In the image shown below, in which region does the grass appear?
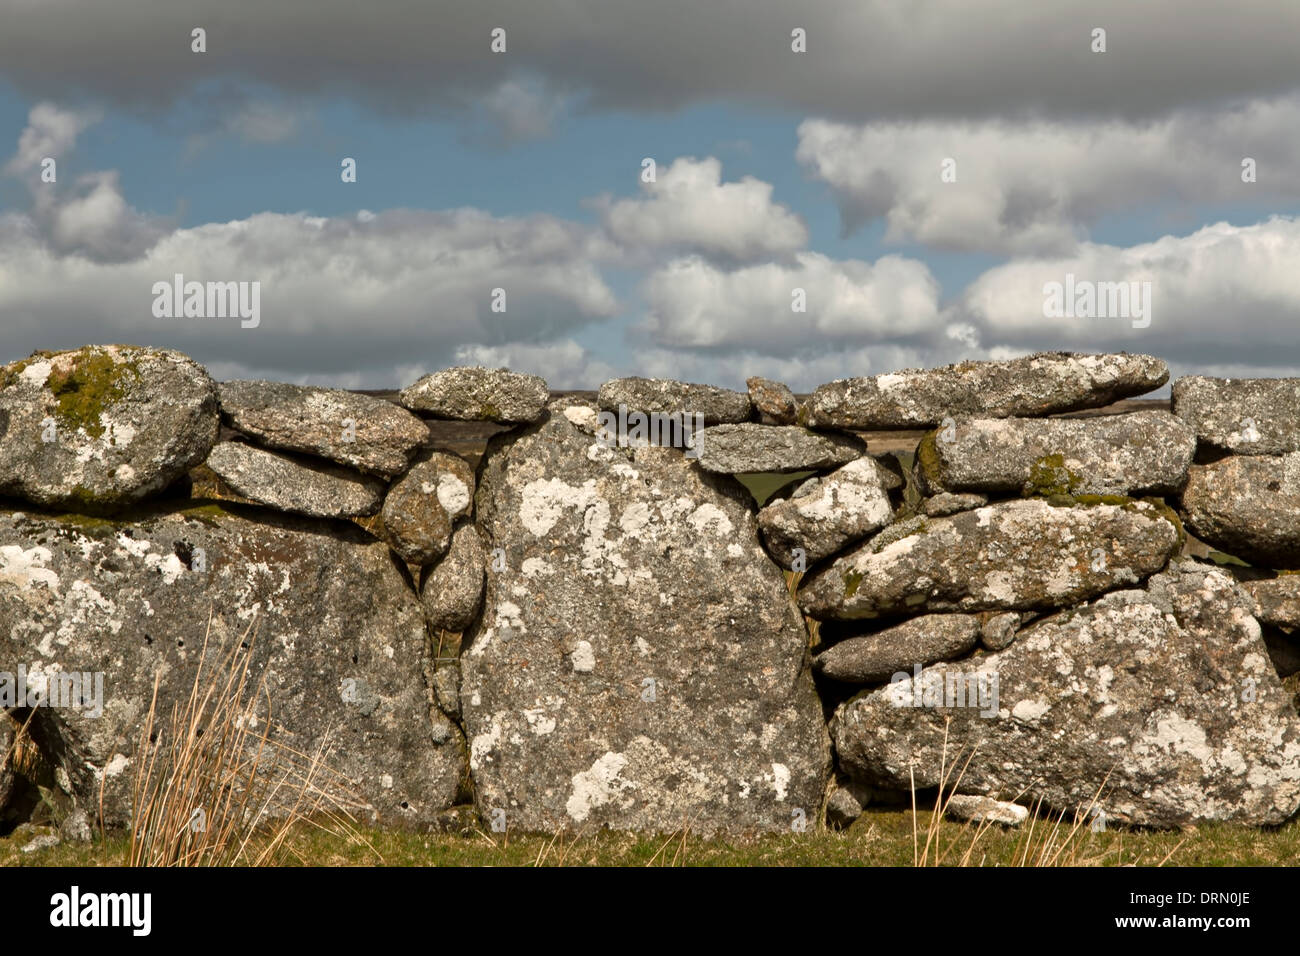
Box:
[5,810,1297,867]
[122,614,372,866]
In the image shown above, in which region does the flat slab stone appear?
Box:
[399,367,549,424]
[597,377,751,425]
[922,492,989,517]
[918,411,1195,497]
[1172,376,1300,456]
[814,613,979,684]
[0,345,218,512]
[218,380,428,478]
[805,352,1168,429]
[0,504,465,827]
[460,401,829,835]
[832,563,1300,827]
[799,498,1181,620]
[206,442,384,519]
[1180,454,1300,567]
[694,423,864,474]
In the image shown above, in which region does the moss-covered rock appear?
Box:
[0,345,218,512]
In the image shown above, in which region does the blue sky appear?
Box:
[2,1,1300,389]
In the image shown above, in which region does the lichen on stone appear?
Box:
[0,349,56,390]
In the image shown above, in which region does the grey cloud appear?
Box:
[2,2,1298,121]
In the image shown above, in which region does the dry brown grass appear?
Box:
[910,718,1150,867]
[123,612,375,866]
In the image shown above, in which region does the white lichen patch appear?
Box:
[566,751,636,822]
[687,503,733,536]
[771,762,790,801]
[0,544,61,593]
[571,640,596,672]
[437,474,471,516]
[1011,699,1051,723]
[523,707,557,735]
[520,477,600,537]
[520,557,553,578]
[470,716,504,771]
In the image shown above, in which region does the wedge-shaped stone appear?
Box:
[832,564,1300,827]
[0,345,218,512]
[218,380,428,477]
[806,352,1167,429]
[461,401,829,835]
[420,522,486,632]
[206,442,384,519]
[747,376,798,424]
[0,504,465,827]
[1172,376,1300,455]
[918,411,1194,497]
[799,498,1180,620]
[1181,454,1300,567]
[758,457,895,568]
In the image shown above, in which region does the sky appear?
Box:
[1,0,1299,390]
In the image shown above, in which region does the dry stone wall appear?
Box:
[2,344,1300,835]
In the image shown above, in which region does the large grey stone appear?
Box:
[597,377,751,425]
[0,346,218,512]
[1172,376,1300,456]
[806,352,1167,429]
[399,367,549,424]
[832,563,1300,827]
[695,424,864,474]
[218,380,428,478]
[758,458,896,569]
[1180,455,1300,568]
[206,441,385,519]
[799,498,1181,620]
[814,614,980,685]
[420,523,486,632]
[460,401,830,835]
[918,411,1195,497]
[0,503,465,827]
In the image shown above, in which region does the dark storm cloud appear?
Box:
[2,1,1298,121]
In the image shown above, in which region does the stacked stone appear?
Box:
[4,345,1300,840]
[773,352,1300,829]
[1173,378,1300,678]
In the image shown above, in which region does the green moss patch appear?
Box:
[843,568,864,598]
[1024,453,1083,498]
[44,347,142,439]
